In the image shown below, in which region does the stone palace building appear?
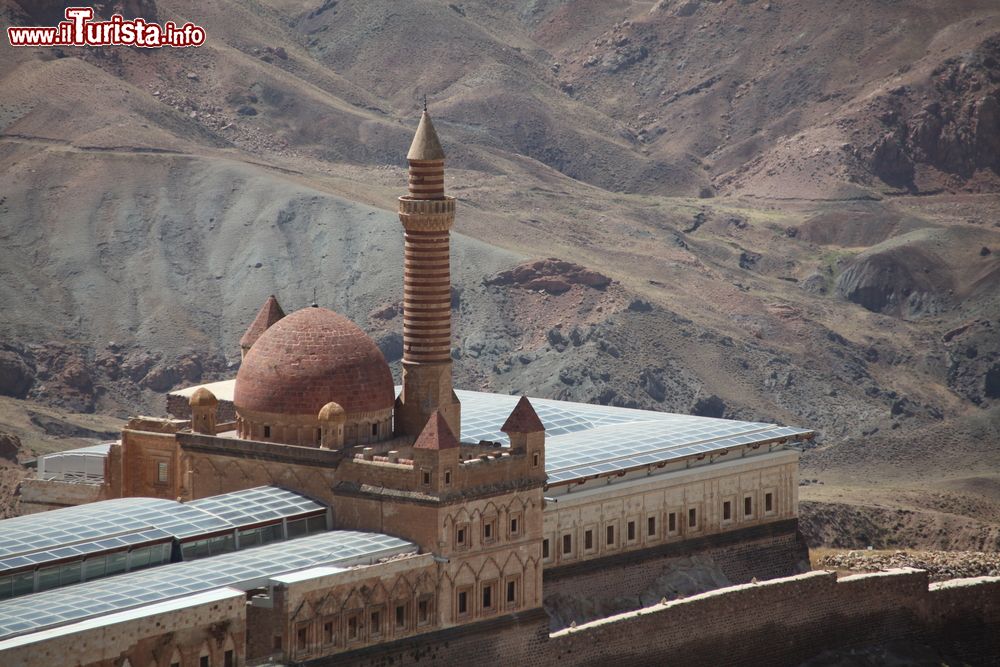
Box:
[0,111,815,667]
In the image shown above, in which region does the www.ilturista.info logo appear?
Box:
[7,7,206,48]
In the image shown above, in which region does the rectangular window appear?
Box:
[395,603,407,630]
[542,538,550,559]
[372,423,379,436]
[297,625,308,650]
[12,572,33,597]
[224,651,234,667]
[370,608,382,637]
[688,507,698,529]
[200,656,209,667]
[347,614,360,641]
[483,517,496,543]
[273,635,282,651]
[506,579,517,604]
[744,496,753,517]
[263,425,271,438]
[422,470,431,485]
[418,596,432,626]
[766,492,774,513]
[457,589,469,616]
[323,619,335,645]
[562,533,572,555]
[723,500,732,521]
[627,520,636,541]
[157,461,169,483]
[532,452,539,468]
[606,525,615,546]
[510,513,521,537]
[444,469,452,485]
[647,516,657,537]
[668,512,677,534]
[584,529,593,550]
[456,525,467,547]
[482,583,493,611]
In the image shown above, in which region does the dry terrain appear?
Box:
[0,0,998,550]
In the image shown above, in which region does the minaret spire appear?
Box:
[394,110,461,438]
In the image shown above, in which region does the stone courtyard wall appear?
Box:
[299,569,1000,667]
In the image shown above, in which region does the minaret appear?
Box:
[395,109,461,438]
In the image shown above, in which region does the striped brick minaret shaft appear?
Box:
[394,110,461,438]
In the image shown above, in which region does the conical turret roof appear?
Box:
[501,396,545,433]
[240,295,285,350]
[407,111,445,161]
[413,410,460,450]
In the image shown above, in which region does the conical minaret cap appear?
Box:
[407,111,445,161]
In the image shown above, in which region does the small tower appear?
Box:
[411,410,460,494]
[395,110,461,438]
[240,295,285,359]
[501,396,546,482]
[189,387,218,435]
[318,401,346,449]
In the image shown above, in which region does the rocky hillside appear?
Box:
[0,0,998,547]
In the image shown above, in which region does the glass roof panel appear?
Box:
[0,531,415,640]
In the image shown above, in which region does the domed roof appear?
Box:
[189,387,218,407]
[318,402,346,423]
[234,306,394,417]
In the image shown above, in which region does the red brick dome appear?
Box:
[234,306,394,417]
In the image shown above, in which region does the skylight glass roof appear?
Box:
[0,531,415,640]
[451,389,812,484]
[0,487,327,574]
[187,486,325,525]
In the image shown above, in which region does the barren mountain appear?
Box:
[0,0,998,548]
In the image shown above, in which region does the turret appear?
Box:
[317,401,346,449]
[189,387,218,435]
[501,396,546,482]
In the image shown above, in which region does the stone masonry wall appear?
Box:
[300,570,1000,667]
[543,518,808,616]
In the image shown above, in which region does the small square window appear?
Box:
[483,517,497,543]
